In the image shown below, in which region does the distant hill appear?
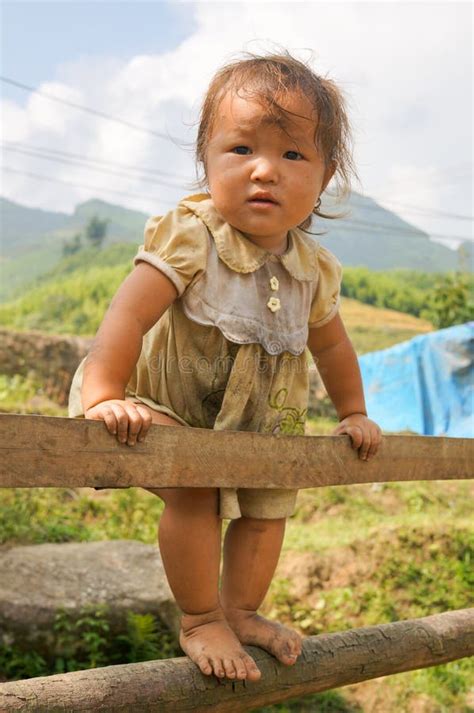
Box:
[0,196,148,258]
[0,197,69,253]
[66,199,149,243]
[318,192,465,272]
[0,192,469,301]
[0,197,148,300]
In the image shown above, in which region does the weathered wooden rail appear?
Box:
[0,414,472,488]
[0,412,472,712]
[0,610,472,712]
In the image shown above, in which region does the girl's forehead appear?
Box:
[212,89,317,136]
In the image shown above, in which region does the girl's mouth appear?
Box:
[248,199,278,209]
[248,194,279,206]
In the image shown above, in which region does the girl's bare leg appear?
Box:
[220,516,303,665]
[141,407,261,682]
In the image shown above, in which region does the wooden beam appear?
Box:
[0,609,472,712]
[0,414,472,489]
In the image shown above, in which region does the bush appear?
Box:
[341,267,473,327]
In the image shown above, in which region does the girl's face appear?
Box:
[205,90,335,252]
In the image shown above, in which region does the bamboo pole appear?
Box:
[0,609,472,712]
[0,414,472,489]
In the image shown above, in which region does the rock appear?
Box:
[0,540,180,656]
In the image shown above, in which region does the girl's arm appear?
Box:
[307,312,381,460]
[82,261,178,444]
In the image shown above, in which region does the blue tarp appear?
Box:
[358,322,473,438]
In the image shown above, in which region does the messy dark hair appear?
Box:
[196,51,358,229]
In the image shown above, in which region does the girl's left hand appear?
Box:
[331,413,382,461]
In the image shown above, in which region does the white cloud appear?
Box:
[1,100,29,143]
[1,1,472,245]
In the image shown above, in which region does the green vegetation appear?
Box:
[0,237,64,303]
[342,267,432,316]
[0,605,179,680]
[0,263,129,334]
[63,214,110,255]
[45,241,137,281]
[272,525,473,632]
[1,248,471,337]
[0,374,66,416]
[83,215,109,250]
[0,243,136,334]
[429,272,474,328]
[254,690,363,712]
[341,267,473,328]
[62,232,83,256]
[0,486,164,546]
[0,195,147,300]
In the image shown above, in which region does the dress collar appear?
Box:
[180,194,319,282]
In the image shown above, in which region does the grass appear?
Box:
[0,486,164,546]
[0,374,66,416]
[253,690,364,712]
[339,297,433,354]
[0,291,434,351]
[285,478,474,553]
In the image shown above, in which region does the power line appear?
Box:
[8,141,469,222]
[2,76,471,222]
[2,144,192,191]
[2,73,471,214]
[2,141,193,182]
[4,141,472,232]
[328,217,471,243]
[13,141,469,222]
[2,166,178,206]
[0,75,187,144]
[397,161,472,181]
[350,194,473,222]
[374,169,473,197]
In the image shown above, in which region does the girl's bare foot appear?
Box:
[223,607,303,666]
[179,607,262,681]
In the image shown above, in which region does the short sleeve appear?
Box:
[308,245,342,328]
[133,203,208,296]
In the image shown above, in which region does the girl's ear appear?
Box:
[320,160,337,193]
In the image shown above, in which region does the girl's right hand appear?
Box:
[84,400,152,446]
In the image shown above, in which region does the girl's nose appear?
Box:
[250,157,278,183]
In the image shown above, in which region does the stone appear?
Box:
[0,540,180,655]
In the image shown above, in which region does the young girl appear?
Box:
[69,52,381,683]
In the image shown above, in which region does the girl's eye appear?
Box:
[231,146,251,155]
[284,150,304,161]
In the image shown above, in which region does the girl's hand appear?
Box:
[85,400,152,446]
[331,413,382,461]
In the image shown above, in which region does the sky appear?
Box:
[0,0,472,249]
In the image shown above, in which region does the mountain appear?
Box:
[0,196,148,259]
[68,199,149,241]
[0,198,69,256]
[318,192,463,272]
[0,197,149,300]
[0,192,469,302]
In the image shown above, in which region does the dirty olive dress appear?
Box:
[68,194,342,520]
